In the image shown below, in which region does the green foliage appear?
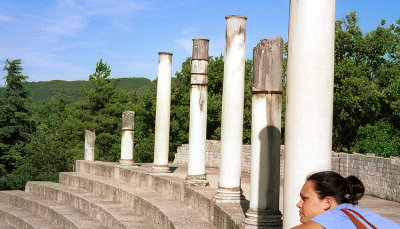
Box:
[333,12,400,154]
[64,59,135,162]
[6,96,73,189]
[0,59,35,189]
[133,81,157,162]
[206,55,225,139]
[352,121,400,157]
[0,78,151,104]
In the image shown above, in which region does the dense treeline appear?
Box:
[0,12,399,190]
[333,13,400,156]
[0,77,152,104]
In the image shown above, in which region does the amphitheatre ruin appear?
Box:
[1,1,399,229]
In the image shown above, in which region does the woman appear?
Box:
[292,171,400,228]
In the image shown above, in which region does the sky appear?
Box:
[0,0,399,85]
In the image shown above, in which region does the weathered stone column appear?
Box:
[214,15,247,203]
[84,130,95,162]
[151,52,173,174]
[120,111,136,166]
[283,0,336,228]
[243,37,283,228]
[185,39,210,186]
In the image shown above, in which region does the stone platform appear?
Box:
[0,160,399,228]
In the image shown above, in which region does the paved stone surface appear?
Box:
[359,195,400,223]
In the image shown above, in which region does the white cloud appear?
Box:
[0,13,12,22]
[182,27,199,36]
[82,0,156,16]
[34,15,86,36]
[0,0,159,83]
[174,39,192,54]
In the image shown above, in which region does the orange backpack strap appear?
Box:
[340,209,378,229]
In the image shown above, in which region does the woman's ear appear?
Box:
[323,196,336,210]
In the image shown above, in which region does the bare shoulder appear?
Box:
[291,221,324,229]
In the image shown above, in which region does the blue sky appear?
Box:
[0,0,399,85]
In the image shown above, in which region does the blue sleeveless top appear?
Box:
[311,203,400,229]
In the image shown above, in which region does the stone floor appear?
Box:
[166,163,400,224]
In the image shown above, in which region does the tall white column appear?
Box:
[185,38,210,186]
[120,110,136,166]
[151,52,173,174]
[243,37,283,228]
[283,0,336,228]
[214,15,247,203]
[84,130,95,162]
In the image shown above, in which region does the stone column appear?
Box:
[243,37,283,228]
[151,52,173,174]
[214,15,247,203]
[84,130,95,162]
[283,0,336,228]
[185,39,210,186]
[120,111,136,166]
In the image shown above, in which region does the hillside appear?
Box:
[0,77,153,104]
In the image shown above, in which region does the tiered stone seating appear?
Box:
[25,181,157,228]
[1,160,238,228]
[0,190,105,228]
[0,202,58,228]
[72,160,246,229]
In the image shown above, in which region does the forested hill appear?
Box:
[0,77,152,104]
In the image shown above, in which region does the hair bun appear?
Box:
[346,176,365,205]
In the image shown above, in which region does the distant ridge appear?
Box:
[0,77,152,104]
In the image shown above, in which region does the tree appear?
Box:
[333,12,400,156]
[0,59,35,189]
[5,95,73,189]
[133,81,157,162]
[62,59,135,162]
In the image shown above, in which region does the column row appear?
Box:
[83,2,336,226]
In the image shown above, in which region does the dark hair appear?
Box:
[307,171,365,205]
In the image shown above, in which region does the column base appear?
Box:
[184,174,209,187]
[242,209,282,229]
[149,164,172,175]
[119,159,137,166]
[213,185,245,203]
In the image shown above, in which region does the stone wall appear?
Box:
[174,140,400,202]
[332,152,400,202]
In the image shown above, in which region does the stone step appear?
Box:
[59,172,215,229]
[0,221,14,229]
[74,161,216,220]
[74,160,245,228]
[25,181,158,229]
[0,202,58,229]
[0,190,105,229]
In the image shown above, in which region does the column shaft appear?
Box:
[120,111,135,166]
[243,37,283,228]
[186,39,210,186]
[152,52,173,174]
[214,15,247,203]
[84,130,95,162]
[283,0,336,228]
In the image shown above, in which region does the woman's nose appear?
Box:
[296,200,302,209]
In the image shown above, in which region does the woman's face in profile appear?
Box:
[296,180,327,223]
